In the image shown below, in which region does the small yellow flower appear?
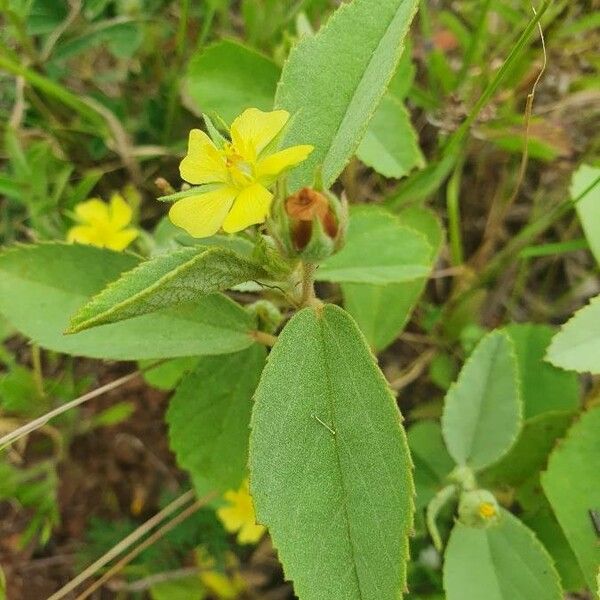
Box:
[67,193,138,251]
[197,549,245,599]
[169,108,313,238]
[217,479,265,545]
[478,502,498,520]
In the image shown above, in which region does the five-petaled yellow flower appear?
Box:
[217,479,265,545]
[67,193,138,251]
[169,108,313,238]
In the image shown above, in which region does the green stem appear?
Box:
[456,0,492,85]
[31,344,45,399]
[386,0,552,208]
[0,49,106,130]
[162,0,190,142]
[299,261,318,307]
[446,156,465,266]
[250,330,278,347]
[456,174,600,303]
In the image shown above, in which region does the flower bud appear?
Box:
[458,489,501,528]
[245,300,283,334]
[269,186,347,262]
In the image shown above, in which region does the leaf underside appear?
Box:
[0,244,255,360]
[68,245,267,333]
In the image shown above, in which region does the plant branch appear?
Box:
[47,490,197,600]
[74,494,215,600]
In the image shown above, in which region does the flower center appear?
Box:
[223,143,254,187]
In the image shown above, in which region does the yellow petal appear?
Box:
[105,228,138,251]
[200,571,240,599]
[222,183,272,233]
[169,186,236,238]
[67,225,103,246]
[179,129,228,185]
[74,199,110,226]
[108,193,133,229]
[255,144,314,185]
[217,504,246,533]
[237,520,266,545]
[230,108,289,162]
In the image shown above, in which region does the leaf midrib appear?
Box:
[318,314,365,599]
[319,1,415,184]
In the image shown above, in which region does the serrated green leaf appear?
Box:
[276,0,419,190]
[541,406,600,592]
[481,410,574,487]
[168,346,265,495]
[571,164,600,266]
[444,509,563,600]
[357,95,424,179]
[68,246,267,333]
[250,304,414,600]
[183,40,279,124]
[505,324,579,419]
[0,244,255,360]
[342,206,442,350]
[318,206,431,284]
[441,331,522,471]
[521,500,586,593]
[546,293,600,373]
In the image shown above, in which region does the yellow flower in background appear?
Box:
[217,479,265,545]
[197,549,245,599]
[169,108,313,238]
[67,193,138,251]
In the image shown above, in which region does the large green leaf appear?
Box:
[276,0,419,190]
[547,293,600,373]
[183,40,279,123]
[68,246,267,333]
[521,500,586,593]
[541,406,600,592]
[441,331,522,470]
[0,244,255,360]
[167,346,265,495]
[572,164,600,266]
[357,95,424,179]
[250,304,414,600]
[317,206,431,284]
[505,324,579,419]
[342,206,442,350]
[444,510,563,600]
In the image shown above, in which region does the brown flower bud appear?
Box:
[285,188,338,251]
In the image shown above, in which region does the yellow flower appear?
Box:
[169,108,313,238]
[67,193,138,251]
[217,479,265,545]
[197,549,245,599]
[478,502,498,520]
